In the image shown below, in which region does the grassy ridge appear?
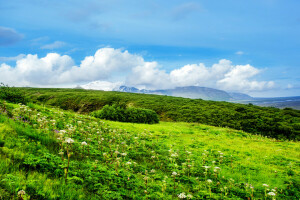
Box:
[21,88,300,140]
[0,101,299,199]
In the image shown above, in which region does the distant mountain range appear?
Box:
[81,82,253,101]
[115,85,243,101]
[80,82,300,109]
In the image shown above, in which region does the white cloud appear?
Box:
[217,64,274,91]
[0,54,26,62]
[126,62,171,89]
[0,48,274,92]
[235,51,244,55]
[41,41,66,49]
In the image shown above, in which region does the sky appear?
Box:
[0,0,299,97]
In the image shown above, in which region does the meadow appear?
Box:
[20,87,300,140]
[0,100,299,199]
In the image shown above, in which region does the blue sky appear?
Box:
[0,0,299,97]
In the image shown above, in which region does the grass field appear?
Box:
[0,101,299,199]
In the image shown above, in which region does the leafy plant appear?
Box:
[0,83,28,104]
[91,104,159,124]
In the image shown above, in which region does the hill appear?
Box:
[19,88,300,140]
[0,101,299,199]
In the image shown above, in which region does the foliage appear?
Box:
[21,88,300,140]
[0,102,299,199]
[91,104,159,124]
[0,83,28,104]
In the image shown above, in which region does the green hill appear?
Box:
[0,101,299,199]
[20,88,300,140]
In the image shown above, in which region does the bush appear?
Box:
[0,83,28,104]
[91,105,159,124]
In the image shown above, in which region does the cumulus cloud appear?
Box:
[217,64,275,91]
[126,62,171,89]
[41,41,66,49]
[0,26,23,46]
[0,47,274,92]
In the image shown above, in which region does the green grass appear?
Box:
[0,101,299,199]
[20,87,300,140]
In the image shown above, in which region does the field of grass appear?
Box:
[19,88,300,140]
[0,101,299,199]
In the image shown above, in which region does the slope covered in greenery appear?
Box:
[21,88,300,140]
[0,101,299,199]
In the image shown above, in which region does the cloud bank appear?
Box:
[0,48,274,92]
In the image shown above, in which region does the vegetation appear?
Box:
[0,83,28,104]
[0,100,299,199]
[20,88,300,140]
[91,104,159,124]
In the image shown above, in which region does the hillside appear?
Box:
[20,88,300,140]
[0,101,299,199]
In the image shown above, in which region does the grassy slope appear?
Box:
[21,88,300,140]
[0,102,299,199]
[107,120,300,188]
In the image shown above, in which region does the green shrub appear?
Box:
[91,105,159,124]
[0,83,28,104]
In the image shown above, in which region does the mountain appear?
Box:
[81,81,122,91]
[113,86,241,101]
[228,92,253,100]
[152,86,232,101]
[80,81,253,101]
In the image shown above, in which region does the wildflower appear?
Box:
[268,192,276,196]
[151,156,156,159]
[263,184,269,187]
[121,152,127,156]
[171,153,178,157]
[178,193,187,199]
[203,166,211,170]
[187,194,193,199]
[207,179,212,184]
[81,141,87,146]
[126,161,132,165]
[143,176,149,181]
[172,171,178,176]
[150,169,156,173]
[18,190,26,195]
[65,138,74,144]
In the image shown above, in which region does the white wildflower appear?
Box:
[65,138,74,144]
[263,184,269,187]
[172,171,178,176]
[178,192,186,199]
[81,141,87,146]
[18,190,26,195]
[268,192,276,196]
